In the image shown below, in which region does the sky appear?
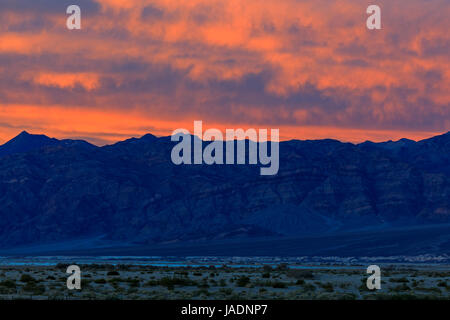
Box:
[0,0,448,145]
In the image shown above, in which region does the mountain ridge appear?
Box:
[0,129,449,255]
[0,131,96,158]
[2,130,449,153]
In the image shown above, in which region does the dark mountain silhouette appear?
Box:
[0,130,449,256]
[0,131,58,157]
[0,131,94,157]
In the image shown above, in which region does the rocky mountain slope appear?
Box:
[0,131,449,249]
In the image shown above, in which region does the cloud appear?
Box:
[0,0,448,144]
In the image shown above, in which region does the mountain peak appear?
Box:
[140,133,157,141]
[17,130,30,137]
[0,131,58,157]
[12,130,48,140]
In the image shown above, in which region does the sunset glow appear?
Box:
[0,0,448,145]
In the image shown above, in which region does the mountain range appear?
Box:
[0,130,449,256]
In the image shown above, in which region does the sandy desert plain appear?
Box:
[0,262,449,300]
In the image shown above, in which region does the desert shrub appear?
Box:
[287,269,314,279]
[197,278,210,289]
[160,277,194,287]
[339,282,350,289]
[166,283,175,290]
[81,279,91,287]
[194,289,210,297]
[390,284,411,292]
[20,274,36,283]
[389,277,409,283]
[145,280,158,286]
[318,282,334,292]
[117,265,132,271]
[146,277,195,288]
[0,280,16,289]
[219,288,233,295]
[108,278,124,284]
[23,282,46,295]
[276,263,289,271]
[303,283,316,292]
[416,287,441,294]
[263,265,272,272]
[339,293,357,300]
[0,287,12,294]
[126,278,140,287]
[236,276,251,287]
[210,279,218,286]
[271,281,287,289]
[94,278,107,284]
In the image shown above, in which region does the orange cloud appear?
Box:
[0,0,448,144]
[30,73,100,90]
